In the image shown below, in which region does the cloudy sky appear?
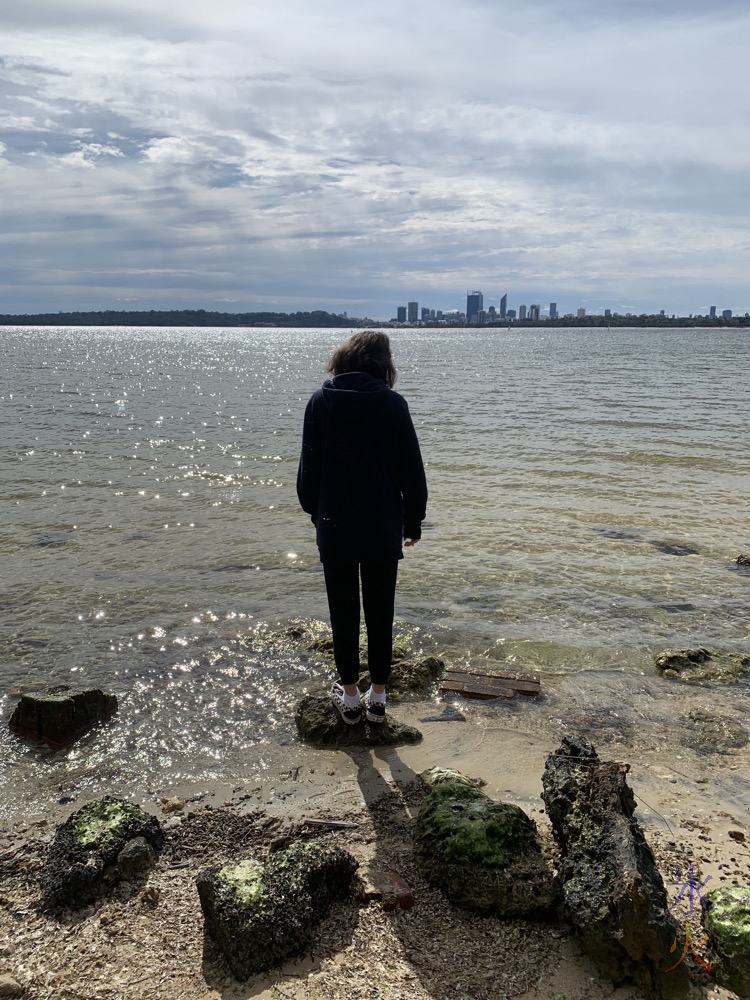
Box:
[1,0,748,318]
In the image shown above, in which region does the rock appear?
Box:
[413,779,558,918]
[8,686,117,748]
[541,736,689,999]
[682,709,749,753]
[0,974,24,998]
[359,656,445,695]
[197,841,357,980]
[703,886,750,997]
[736,554,750,566]
[294,694,422,748]
[161,796,186,814]
[117,837,157,880]
[420,766,486,789]
[655,648,750,683]
[40,797,164,913]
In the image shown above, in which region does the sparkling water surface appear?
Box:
[1,325,748,813]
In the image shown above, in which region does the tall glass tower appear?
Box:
[466,290,483,323]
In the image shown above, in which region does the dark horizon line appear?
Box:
[0,308,748,329]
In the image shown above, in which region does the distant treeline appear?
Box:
[0,309,361,328]
[0,309,747,329]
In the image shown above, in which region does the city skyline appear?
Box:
[1,1,748,318]
[390,292,738,323]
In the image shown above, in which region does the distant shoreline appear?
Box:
[0,310,748,329]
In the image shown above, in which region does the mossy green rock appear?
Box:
[41,796,164,913]
[413,780,558,917]
[703,886,750,997]
[197,841,357,980]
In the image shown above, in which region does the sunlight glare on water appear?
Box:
[0,324,748,810]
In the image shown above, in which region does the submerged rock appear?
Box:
[413,779,558,918]
[541,736,689,999]
[8,686,117,748]
[197,841,357,980]
[295,694,422,748]
[359,656,445,695]
[703,886,750,997]
[41,797,164,913]
[682,709,749,754]
[655,648,750,683]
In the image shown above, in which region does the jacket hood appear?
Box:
[321,372,389,414]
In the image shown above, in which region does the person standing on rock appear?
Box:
[297,331,428,725]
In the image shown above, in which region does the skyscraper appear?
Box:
[466,290,483,324]
[709,306,717,319]
[500,293,507,320]
[407,301,418,323]
[549,302,557,319]
[529,304,540,322]
[396,306,406,322]
[518,305,527,320]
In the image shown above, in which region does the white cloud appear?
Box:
[0,0,748,315]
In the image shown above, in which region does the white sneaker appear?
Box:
[361,689,386,724]
[331,683,363,725]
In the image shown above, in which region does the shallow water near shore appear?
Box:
[1,324,748,822]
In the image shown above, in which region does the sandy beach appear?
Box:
[2,690,749,1000]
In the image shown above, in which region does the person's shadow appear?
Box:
[339,744,554,1000]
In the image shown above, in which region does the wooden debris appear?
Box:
[439,670,540,700]
[301,817,360,829]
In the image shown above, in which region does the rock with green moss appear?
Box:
[420,766,486,789]
[542,736,689,1000]
[655,648,750,683]
[703,886,750,997]
[294,694,422,748]
[197,841,358,980]
[9,685,117,747]
[413,779,558,917]
[41,796,164,913]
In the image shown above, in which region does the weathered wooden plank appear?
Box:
[439,679,467,694]
[439,669,540,700]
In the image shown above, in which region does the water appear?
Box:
[1,325,748,814]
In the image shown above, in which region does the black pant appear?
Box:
[323,560,399,687]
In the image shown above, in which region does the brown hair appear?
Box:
[326,330,397,388]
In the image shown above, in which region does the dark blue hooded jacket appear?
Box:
[297,372,428,563]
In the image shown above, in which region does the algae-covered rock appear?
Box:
[420,766,486,789]
[9,686,117,747]
[413,780,558,917]
[542,736,689,999]
[197,841,357,980]
[41,797,164,913]
[294,694,422,748]
[703,886,750,997]
[655,648,750,682]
